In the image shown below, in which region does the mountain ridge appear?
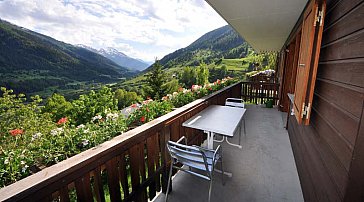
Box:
[78,45,149,71]
[145,25,252,71]
[0,19,134,95]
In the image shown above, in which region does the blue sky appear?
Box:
[0,0,227,62]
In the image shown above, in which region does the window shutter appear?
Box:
[293,0,326,125]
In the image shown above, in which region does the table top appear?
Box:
[182,105,246,137]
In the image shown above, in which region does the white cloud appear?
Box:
[0,0,227,61]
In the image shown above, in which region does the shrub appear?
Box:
[126,99,173,127]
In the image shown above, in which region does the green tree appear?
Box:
[196,64,209,85]
[43,93,73,121]
[179,66,196,88]
[114,89,140,109]
[144,60,167,100]
[220,65,228,78]
[266,52,278,70]
[70,87,118,125]
[164,79,179,94]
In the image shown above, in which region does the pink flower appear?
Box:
[143,99,153,105]
[10,129,23,136]
[57,117,67,125]
[131,104,137,108]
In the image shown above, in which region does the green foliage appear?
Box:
[196,64,209,85]
[244,52,278,71]
[114,89,141,109]
[164,79,180,95]
[43,93,72,122]
[220,65,228,78]
[168,91,195,108]
[266,52,278,70]
[179,66,196,88]
[126,100,173,126]
[69,87,118,125]
[0,87,128,187]
[144,60,168,100]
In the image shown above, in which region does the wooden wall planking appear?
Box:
[344,105,364,201]
[286,0,364,201]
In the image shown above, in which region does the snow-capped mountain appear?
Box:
[77,45,149,71]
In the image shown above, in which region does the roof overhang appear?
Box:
[205,0,308,52]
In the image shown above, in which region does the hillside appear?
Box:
[148,25,252,70]
[0,19,134,95]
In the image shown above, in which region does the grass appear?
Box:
[211,58,250,71]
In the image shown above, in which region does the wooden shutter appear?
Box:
[293,0,326,125]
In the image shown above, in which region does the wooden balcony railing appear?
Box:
[0,82,242,202]
[241,81,279,105]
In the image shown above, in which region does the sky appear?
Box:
[0,0,227,62]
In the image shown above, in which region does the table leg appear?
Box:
[206,131,214,150]
[213,134,225,143]
[226,138,243,149]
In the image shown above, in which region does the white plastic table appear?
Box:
[182,105,246,150]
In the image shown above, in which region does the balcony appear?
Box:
[0,82,303,202]
[154,104,303,202]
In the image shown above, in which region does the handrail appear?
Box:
[0,82,242,202]
[241,81,279,105]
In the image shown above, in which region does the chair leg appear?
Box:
[220,159,225,185]
[208,178,213,202]
[165,164,174,202]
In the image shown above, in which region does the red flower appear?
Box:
[209,88,212,91]
[217,79,221,84]
[140,116,146,123]
[131,103,137,108]
[57,117,68,125]
[9,129,23,136]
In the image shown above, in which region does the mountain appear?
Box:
[79,46,149,71]
[0,19,134,95]
[147,25,252,71]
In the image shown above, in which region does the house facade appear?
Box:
[208,0,364,201]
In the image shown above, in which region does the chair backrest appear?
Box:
[167,141,210,173]
[225,98,244,108]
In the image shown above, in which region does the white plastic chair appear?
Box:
[165,136,224,202]
[225,98,246,145]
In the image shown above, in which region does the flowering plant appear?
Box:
[126,100,173,126]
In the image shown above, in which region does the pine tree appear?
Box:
[144,60,167,100]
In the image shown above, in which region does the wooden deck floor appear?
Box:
[153,105,304,202]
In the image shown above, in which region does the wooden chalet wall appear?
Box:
[287,0,364,201]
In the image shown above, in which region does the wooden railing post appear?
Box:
[161,126,171,194]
